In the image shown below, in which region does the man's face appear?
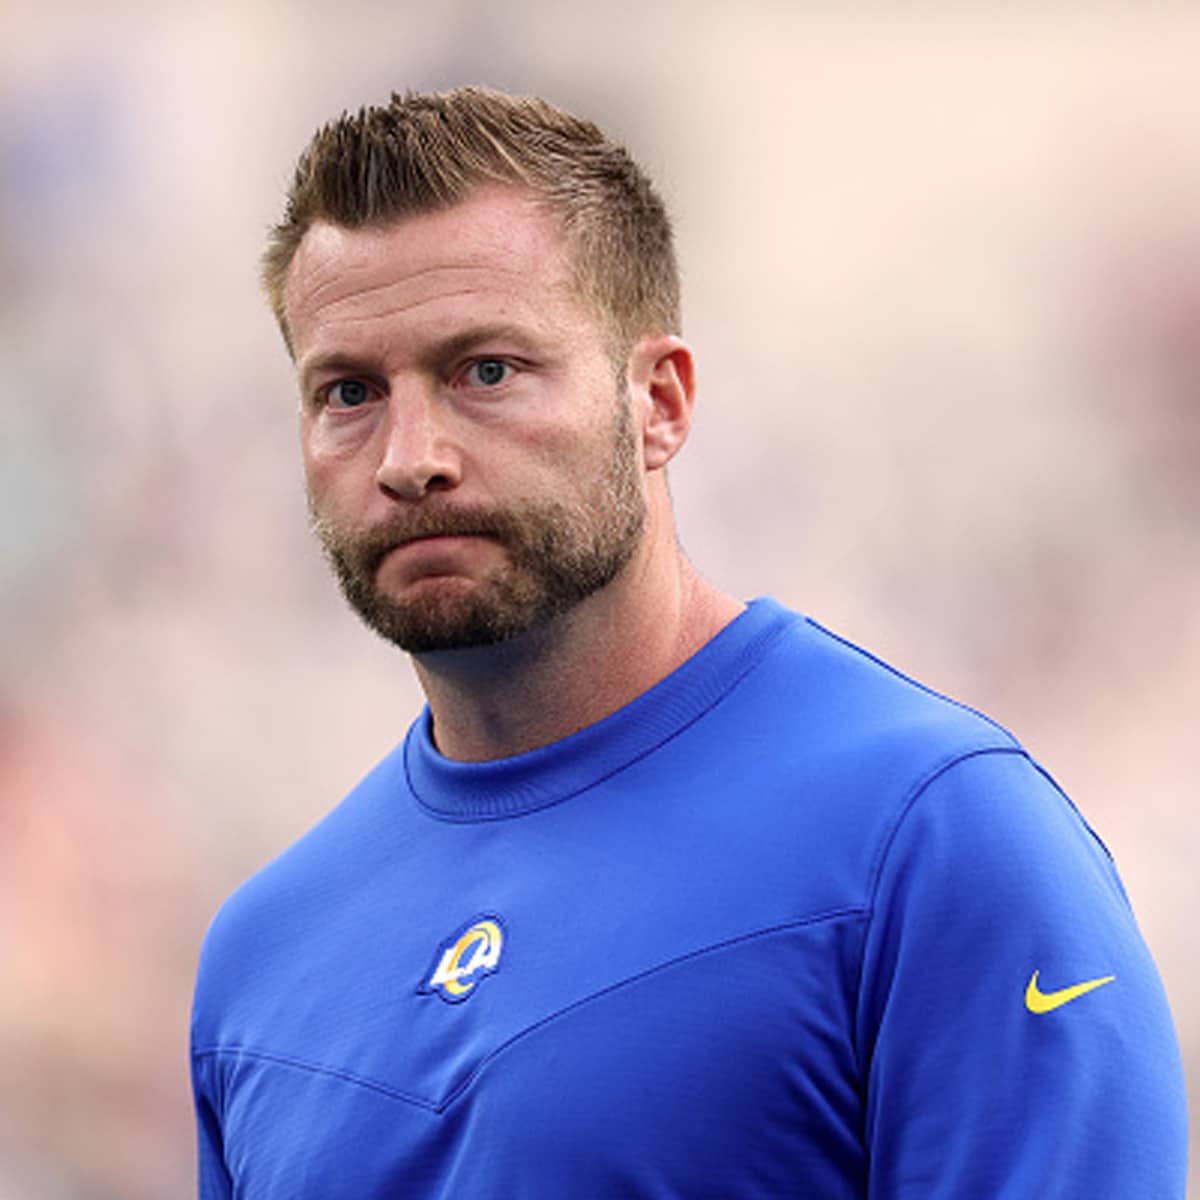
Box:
[285,187,647,653]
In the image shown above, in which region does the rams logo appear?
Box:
[419,915,505,1003]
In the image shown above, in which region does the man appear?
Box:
[191,88,1188,1197]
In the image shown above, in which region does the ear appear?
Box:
[627,335,696,472]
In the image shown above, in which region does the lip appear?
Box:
[393,533,488,551]
[377,533,495,577]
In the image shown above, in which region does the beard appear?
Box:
[308,399,647,653]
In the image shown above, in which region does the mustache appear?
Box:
[318,506,519,571]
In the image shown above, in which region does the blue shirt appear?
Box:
[191,599,1188,1196]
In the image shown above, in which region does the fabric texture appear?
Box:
[191,598,1188,1197]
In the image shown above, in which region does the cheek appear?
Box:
[519,399,620,472]
[301,414,379,493]
[512,436,597,496]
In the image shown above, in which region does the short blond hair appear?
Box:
[262,86,680,355]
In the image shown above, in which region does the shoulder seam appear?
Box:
[850,744,1030,1081]
[863,745,1031,915]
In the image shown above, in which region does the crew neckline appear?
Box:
[403,597,797,822]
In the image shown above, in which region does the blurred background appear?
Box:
[1,1,1196,1193]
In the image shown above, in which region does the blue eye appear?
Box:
[327,379,372,408]
[467,359,511,387]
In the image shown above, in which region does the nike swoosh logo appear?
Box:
[1025,969,1116,1014]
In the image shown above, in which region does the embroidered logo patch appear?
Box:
[418,915,506,1003]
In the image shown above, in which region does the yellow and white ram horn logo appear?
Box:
[419,916,506,1003]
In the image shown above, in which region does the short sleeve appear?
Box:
[857,748,1188,1197]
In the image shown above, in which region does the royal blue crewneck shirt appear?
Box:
[192,599,1188,1197]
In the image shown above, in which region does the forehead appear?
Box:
[283,188,584,360]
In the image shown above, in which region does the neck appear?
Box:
[411,550,742,763]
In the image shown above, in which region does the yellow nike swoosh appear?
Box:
[1025,969,1116,1014]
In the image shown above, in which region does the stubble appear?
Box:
[308,399,646,653]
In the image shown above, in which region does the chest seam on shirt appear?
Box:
[191,1044,444,1111]
[194,905,868,1115]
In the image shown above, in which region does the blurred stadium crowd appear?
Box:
[1,3,1196,1195]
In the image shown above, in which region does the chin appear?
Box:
[355,577,551,654]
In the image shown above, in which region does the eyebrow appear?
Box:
[431,322,548,362]
[297,322,550,391]
[297,352,368,385]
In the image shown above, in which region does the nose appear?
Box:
[375,392,462,501]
